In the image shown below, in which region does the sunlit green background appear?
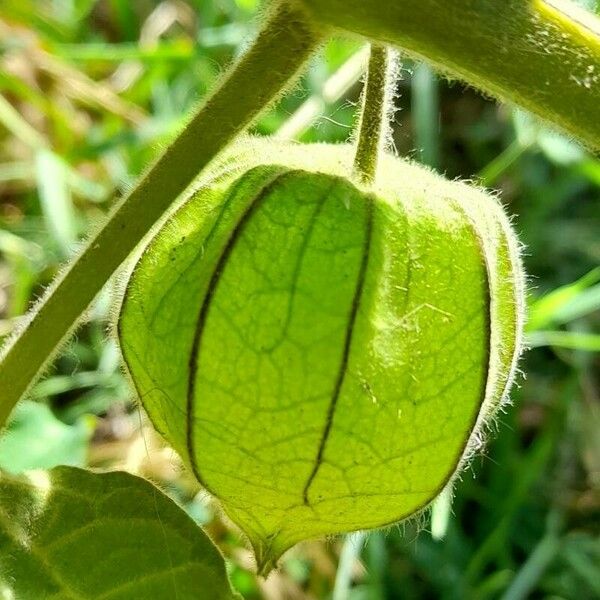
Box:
[0,1,599,598]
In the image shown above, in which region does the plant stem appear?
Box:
[300,0,600,151]
[412,62,440,170]
[332,532,366,600]
[477,139,531,187]
[0,1,324,428]
[353,44,395,183]
[499,510,563,600]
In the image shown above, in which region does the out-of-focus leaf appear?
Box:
[0,401,93,474]
[527,330,600,351]
[500,511,563,600]
[0,230,43,263]
[527,267,600,331]
[29,371,120,400]
[561,535,600,596]
[0,94,46,150]
[0,162,33,184]
[548,284,600,324]
[412,62,440,169]
[34,149,77,255]
[55,41,197,62]
[536,130,586,165]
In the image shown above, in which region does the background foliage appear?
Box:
[0,0,599,598]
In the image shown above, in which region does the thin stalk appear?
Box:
[0,1,324,428]
[364,532,387,600]
[412,62,440,170]
[353,45,396,183]
[430,485,452,540]
[333,531,366,600]
[478,139,532,186]
[499,511,563,600]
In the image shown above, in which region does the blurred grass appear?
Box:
[0,1,599,599]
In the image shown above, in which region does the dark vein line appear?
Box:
[302,195,374,505]
[186,170,291,491]
[119,167,279,450]
[148,170,259,328]
[298,202,494,535]
[260,187,332,353]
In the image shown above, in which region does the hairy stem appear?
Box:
[0,1,324,427]
[300,0,600,151]
[353,45,395,183]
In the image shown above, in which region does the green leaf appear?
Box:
[526,330,600,351]
[527,267,600,331]
[0,401,93,474]
[119,139,524,573]
[35,149,78,257]
[0,466,237,599]
[539,283,600,326]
